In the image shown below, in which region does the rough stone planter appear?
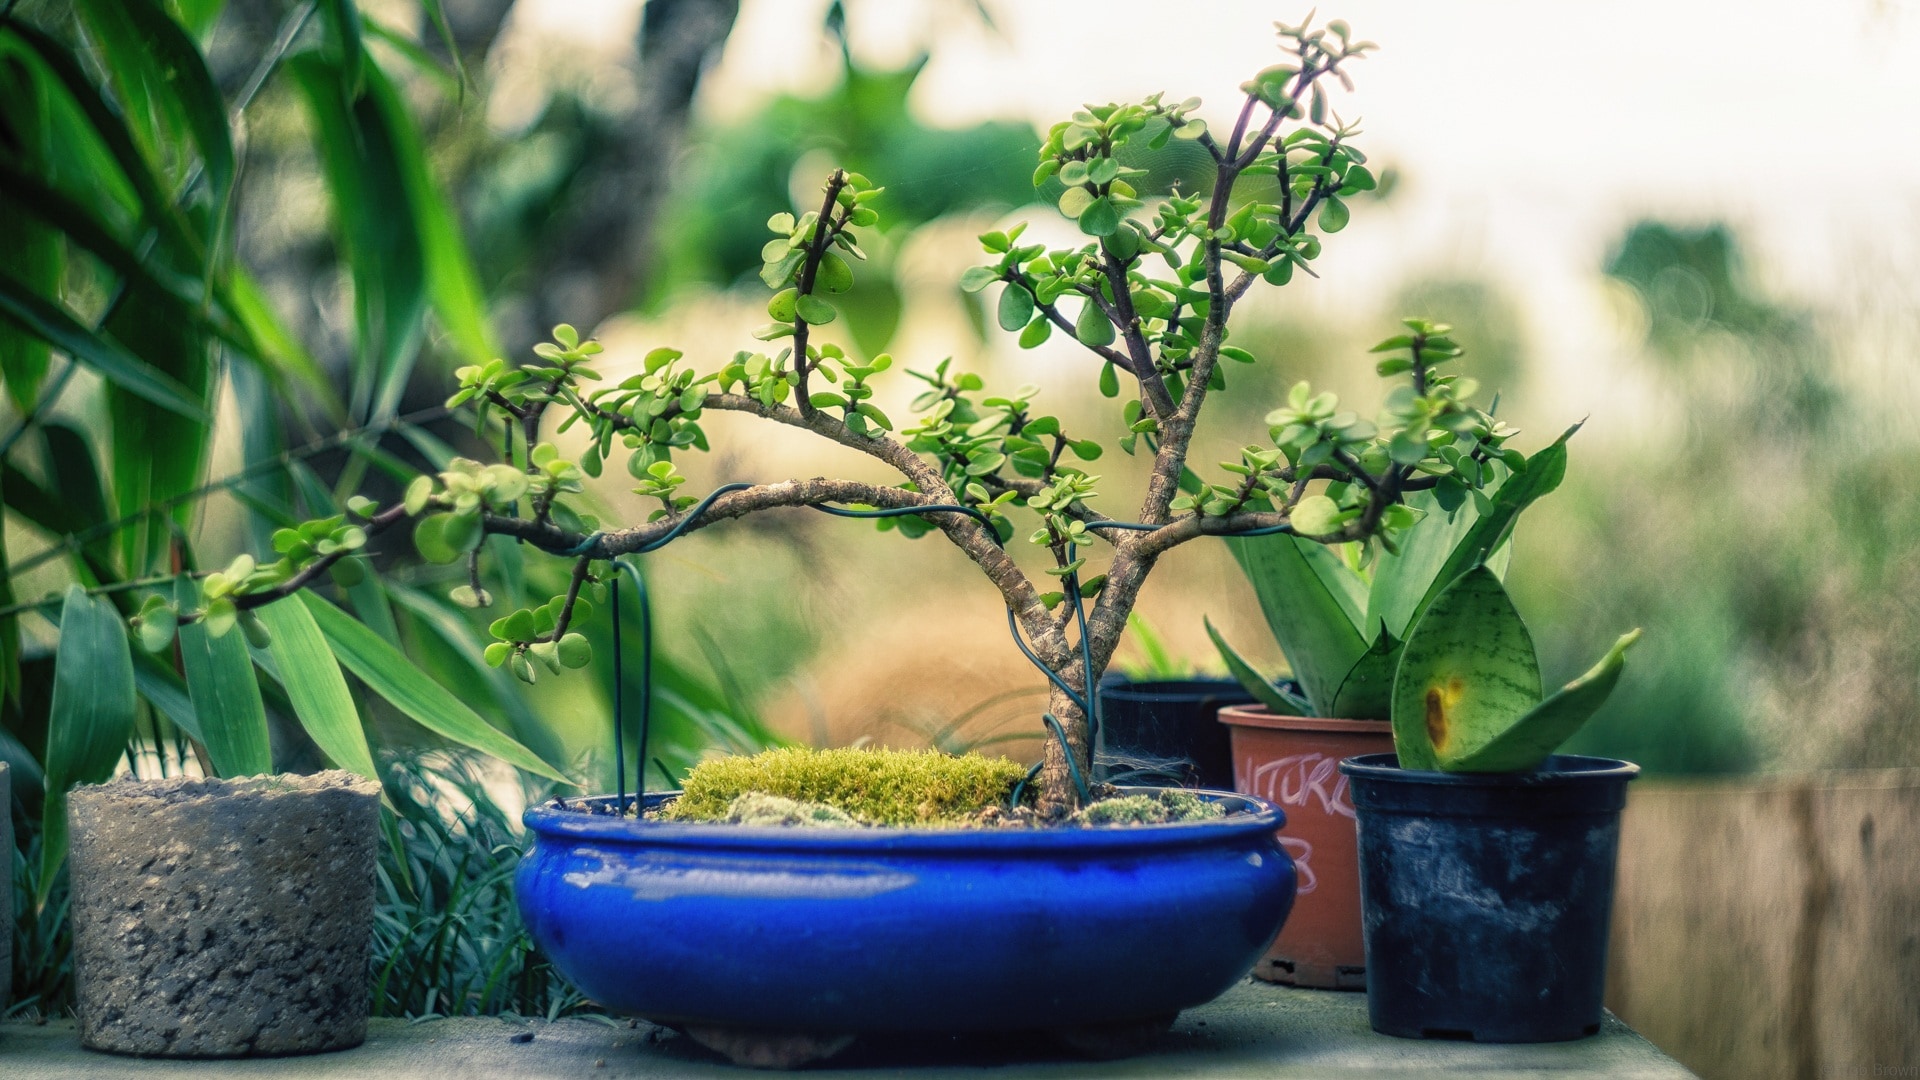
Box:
[1341,753,1638,1043]
[1220,704,1393,990]
[67,771,379,1057]
[1096,676,1254,789]
[516,786,1296,1066]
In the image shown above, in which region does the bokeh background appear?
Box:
[259,0,1919,777]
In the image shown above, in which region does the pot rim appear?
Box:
[1338,752,1640,788]
[522,786,1286,854]
[1096,675,1256,701]
[1216,703,1390,734]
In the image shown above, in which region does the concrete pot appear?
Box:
[67,771,379,1057]
[1219,704,1393,989]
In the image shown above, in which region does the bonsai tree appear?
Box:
[129,15,1538,814]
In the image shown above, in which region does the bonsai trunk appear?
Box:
[1038,657,1098,817]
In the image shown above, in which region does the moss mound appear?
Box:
[1073,790,1223,826]
[666,747,1029,826]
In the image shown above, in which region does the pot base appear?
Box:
[1252,956,1367,991]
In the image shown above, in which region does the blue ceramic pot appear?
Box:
[516,789,1296,1033]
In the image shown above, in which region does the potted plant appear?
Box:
[46,13,1567,1066]
[41,579,564,1057]
[1206,384,1574,989]
[1342,563,1641,1042]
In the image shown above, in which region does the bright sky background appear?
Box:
[507,0,1920,425]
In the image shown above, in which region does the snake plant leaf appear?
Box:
[1225,533,1369,717]
[1204,616,1311,715]
[299,592,567,782]
[256,597,379,782]
[1366,489,1484,642]
[1390,565,1541,772]
[39,585,138,903]
[1447,629,1642,774]
[1329,628,1401,721]
[1400,422,1580,635]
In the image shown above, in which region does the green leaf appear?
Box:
[1098,360,1118,397]
[796,294,836,325]
[1289,494,1342,536]
[39,585,138,903]
[73,0,234,204]
[288,53,427,420]
[255,597,378,782]
[1019,315,1052,348]
[178,585,274,779]
[816,252,854,294]
[1224,533,1370,718]
[0,274,207,420]
[1448,629,1642,773]
[1403,422,1579,634]
[1075,298,1115,346]
[1328,630,1400,721]
[959,266,1000,293]
[299,592,567,782]
[1078,196,1120,237]
[1366,489,1483,641]
[1204,615,1309,715]
[1318,196,1350,233]
[1058,185,1094,219]
[1389,566,1542,773]
[997,283,1034,332]
[365,61,496,366]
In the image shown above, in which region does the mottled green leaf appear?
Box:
[1390,566,1541,772]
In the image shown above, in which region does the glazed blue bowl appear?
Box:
[516,788,1295,1033]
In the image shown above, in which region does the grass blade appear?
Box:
[256,596,378,781]
[299,592,567,782]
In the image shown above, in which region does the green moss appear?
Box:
[666,747,1029,826]
[724,792,859,827]
[1074,790,1224,826]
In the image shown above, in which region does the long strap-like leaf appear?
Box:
[177,582,273,778]
[255,597,378,782]
[300,592,566,782]
[39,585,137,904]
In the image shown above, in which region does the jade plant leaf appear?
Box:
[1447,629,1642,773]
[1204,616,1311,715]
[1389,565,1541,771]
[1225,532,1369,716]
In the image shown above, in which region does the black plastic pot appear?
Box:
[1095,677,1254,789]
[1339,752,1639,1043]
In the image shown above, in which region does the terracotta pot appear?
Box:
[1219,704,1393,990]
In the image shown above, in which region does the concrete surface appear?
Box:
[0,979,1694,1078]
[65,772,380,1056]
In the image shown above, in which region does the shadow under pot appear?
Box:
[1095,677,1254,790]
[1218,705,1393,990]
[66,771,380,1057]
[1340,752,1639,1043]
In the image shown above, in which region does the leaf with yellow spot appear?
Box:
[1389,565,1540,771]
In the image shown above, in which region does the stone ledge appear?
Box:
[0,979,1695,1078]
